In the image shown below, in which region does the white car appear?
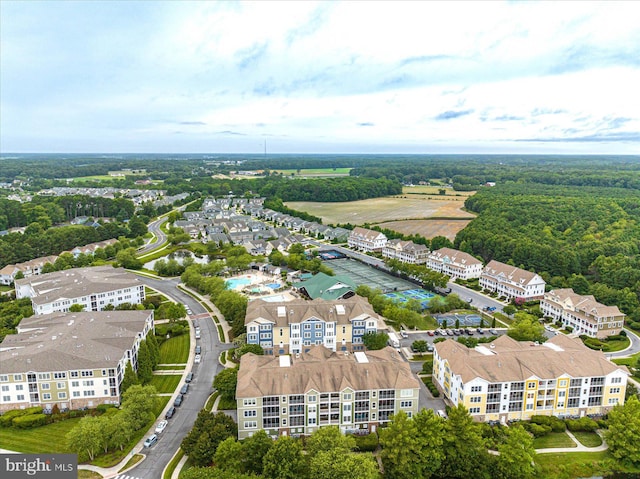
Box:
[194,354,201,364]
[155,420,168,434]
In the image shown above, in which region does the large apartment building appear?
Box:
[426,247,483,280]
[347,227,387,253]
[0,310,154,413]
[245,296,381,355]
[479,260,546,301]
[15,266,145,315]
[382,239,429,264]
[433,334,627,423]
[541,289,625,338]
[236,346,420,439]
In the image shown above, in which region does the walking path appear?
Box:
[535,430,608,454]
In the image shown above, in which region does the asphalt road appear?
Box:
[138,216,168,255]
[129,277,230,479]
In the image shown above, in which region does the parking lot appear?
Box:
[401,328,509,349]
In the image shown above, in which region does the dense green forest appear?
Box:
[454,183,640,324]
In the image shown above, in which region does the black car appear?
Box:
[174,394,184,407]
[195,345,201,354]
[180,383,189,395]
[185,372,193,383]
[165,406,176,419]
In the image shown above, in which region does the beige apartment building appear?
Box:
[480,260,546,301]
[541,288,625,338]
[382,239,429,264]
[0,310,154,413]
[426,247,483,280]
[236,346,420,439]
[347,227,388,253]
[433,334,627,423]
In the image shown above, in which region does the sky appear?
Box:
[1,1,640,154]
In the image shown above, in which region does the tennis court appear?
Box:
[324,258,415,293]
[436,313,483,327]
[384,289,438,309]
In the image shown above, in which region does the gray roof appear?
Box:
[16,266,142,306]
[0,310,152,374]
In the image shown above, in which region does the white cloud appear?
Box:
[1,0,639,152]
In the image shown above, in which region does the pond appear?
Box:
[143,250,210,270]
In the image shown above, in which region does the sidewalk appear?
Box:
[178,283,233,344]
[535,430,608,454]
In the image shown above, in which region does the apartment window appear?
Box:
[304,324,311,330]
[15,385,23,391]
[470,396,481,403]
[41,383,50,390]
[244,421,257,429]
[81,371,93,377]
[38,373,51,380]
[53,372,66,379]
[559,379,567,387]
[400,401,412,408]
[13,374,23,381]
[400,389,413,397]
[57,383,65,389]
[83,390,95,397]
[1,386,8,392]
[0,375,8,383]
[2,395,9,402]
[244,410,257,417]
[308,395,316,403]
[610,387,621,394]
[309,417,317,425]
[42,393,51,400]
[70,371,79,378]
[609,398,619,405]
[71,381,79,388]
[527,382,536,389]
[469,407,481,414]
[470,385,482,392]
[82,380,94,387]
[58,392,67,399]
[611,377,622,384]
[243,398,257,406]
[73,391,80,397]
[343,393,352,400]
[17,395,25,401]
[303,332,311,339]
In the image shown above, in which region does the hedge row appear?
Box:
[0,407,43,427]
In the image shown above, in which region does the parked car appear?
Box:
[465,328,474,335]
[433,330,440,336]
[426,344,434,352]
[165,406,176,419]
[155,420,168,434]
[476,328,485,334]
[400,330,408,338]
[195,330,201,340]
[489,329,498,335]
[194,354,201,364]
[195,345,201,354]
[174,394,184,407]
[436,409,448,419]
[180,384,189,395]
[144,434,158,447]
[446,329,454,336]
[427,331,435,336]
[185,372,193,383]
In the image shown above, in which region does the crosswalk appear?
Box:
[114,475,143,479]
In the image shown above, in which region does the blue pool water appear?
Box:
[266,283,281,289]
[226,278,252,289]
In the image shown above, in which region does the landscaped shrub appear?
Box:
[531,415,566,432]
[524,422,552,437]
[96,404,117,414]
[424,377,440,397]
[12,413,48,429]
[353,432,379,452]
[565,417,598,432]
[0,407,43,427]
[422,359,434,374]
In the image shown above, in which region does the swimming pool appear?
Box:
[266,283,281,289]
[260,295,286,302]
[226,277,252,289]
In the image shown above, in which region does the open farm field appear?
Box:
[286,195,475,225]
[274,167,352,177]
[376,219,472,240]
[403,185,476,197]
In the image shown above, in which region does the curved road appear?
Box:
[128,277,230,479]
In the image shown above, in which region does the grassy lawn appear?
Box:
[163,449,185,479]
[79,470,103,479]
[535,451,640,479]
[150,374,182,393]
[118,454,143,472]
[156,365,186,370]
[159,334,190,364]
[0,417,81,453]
[217,396,237,410]
[153,396,171,417]
[612,351,640,366]
[533,432,577,449]
[572,431,603,447]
